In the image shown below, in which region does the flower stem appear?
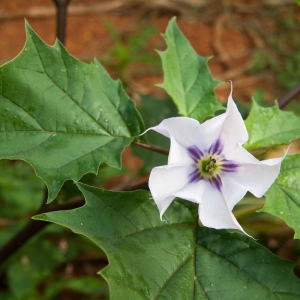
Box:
[132,141,169,155]
[278,82,300,108]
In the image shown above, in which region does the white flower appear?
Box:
[148,88,286,235]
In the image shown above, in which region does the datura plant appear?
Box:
[1,17,300,299]
[147,88,287,237]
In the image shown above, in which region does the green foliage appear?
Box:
[157,17,224,122]
[103,20,158,81]
[264,154,300,239]
[6,239,76,299]
[277,52,300,90]
[0,160,44,218]
[244,100,300,150]
[248,12,300,93]
[0,159,108,299]
[0,21,142,202]
[1,16,300,300]
[35,183,300,299]
[44,277,108,299]
[251,49,300,90]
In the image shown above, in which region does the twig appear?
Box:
[0,189,84,266]
[52,0,71,44]
[278,82,300,109]
[132,141,169,155]
[0,174,150,267]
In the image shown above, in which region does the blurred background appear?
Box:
[2,0,300,104]
[1,0,300,299]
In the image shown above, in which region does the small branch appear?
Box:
[0,189,84,266]
[278,82,300,109]
[0,175,150,267]
[132,141,169,156]
[52,0,72,44]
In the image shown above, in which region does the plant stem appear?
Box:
[132,141,169,155]
[0,176,150,267]
[278,82,300,109]
[0,189,84,266]
[52,0,72,44]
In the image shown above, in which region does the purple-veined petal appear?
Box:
[145,84,287,237]
[187,145,203,162]
[199,184,247,234]
[209,174,222,191]
[208,139,223,155]
[147,116,227,161]
[149,164,195,218]
[227,146,286,197]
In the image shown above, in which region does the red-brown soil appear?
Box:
[2,0,300,103]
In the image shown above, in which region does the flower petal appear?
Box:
[217,85,249,152]
[221,175,248,211]
[147,117,200,146]
[227,146,285,197]
[147,116,228,164]
[146,117,201,165]
[199,184,247,233]
[174,180,207,204]
[149,164,194,217]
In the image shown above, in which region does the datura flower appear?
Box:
[147,89,286,235]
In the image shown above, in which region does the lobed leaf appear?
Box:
[263,153,300,239]
[0,21,142,202]
[34,183,300,299]
[244,101,300,150]
[157,17,224,122]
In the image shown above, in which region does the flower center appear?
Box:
[200,156,219,177]
[187,143,239,191]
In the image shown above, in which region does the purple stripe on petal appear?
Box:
[209,139,223,155]
[189,169,202,183]
[220,159,239,172]
[209,175,222,191]
[187,146,203,162]
[220,160,239,172]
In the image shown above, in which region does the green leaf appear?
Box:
[263,153,300,239]
[244,101,300,150]
[34,183,300,299]
[0,21,142,202]
[157,17,224,122]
